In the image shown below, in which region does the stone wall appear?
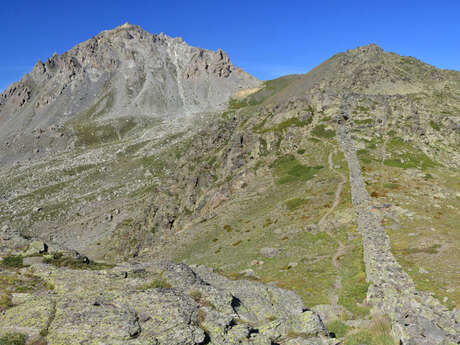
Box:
[337,116,459,345]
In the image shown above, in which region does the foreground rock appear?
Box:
[0,259,337,345]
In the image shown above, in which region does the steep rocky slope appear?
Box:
[0,23,259,165]
[1,26,459,345]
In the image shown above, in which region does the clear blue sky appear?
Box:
[1,0,459,91]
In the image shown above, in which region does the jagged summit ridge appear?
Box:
[1,23,258,118]
[346,43,384,54]
[0,23,259,164]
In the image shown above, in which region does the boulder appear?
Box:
[24,241,48,256]
[259,247,280,258]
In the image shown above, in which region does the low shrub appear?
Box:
[312,124,336,138]
[0,333,27,345]
[1,256,23,268]
[271,154,322,184]
[42,253,113,270]
[326,320,348,338]
[429,120,440,131]
[285,198,308,210]
[344,329,373,345]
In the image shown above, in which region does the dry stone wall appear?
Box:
[337,114,459,345]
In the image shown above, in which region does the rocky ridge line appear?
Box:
[336,111,459,345]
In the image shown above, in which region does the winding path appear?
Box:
[336,117,459,345]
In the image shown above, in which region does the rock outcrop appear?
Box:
[0,259,337,345]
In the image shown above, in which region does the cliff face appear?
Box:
[0,23,259,164]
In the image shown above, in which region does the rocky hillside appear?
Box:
[1,26,459,345]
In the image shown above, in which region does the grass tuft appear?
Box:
[429,120,441,131]
[1,256,24,268]
[0,333,27,345]
[338,245,370,317]
[285,198,308,211]
[312,124,336,138]
[42,253,113,270]
[344,329,373,345]
[344,315,394,345]
[271,154,322,184]
[326,320,349,338]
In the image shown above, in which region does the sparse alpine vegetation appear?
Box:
[0,24,459,345]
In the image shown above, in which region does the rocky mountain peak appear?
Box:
[346,43,384,56]
[119,21,137,29]
[0,24,259,164]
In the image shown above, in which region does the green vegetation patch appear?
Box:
[357,149,374,165]
[338,244,370,317]
[62,164,96,176]
[123,141,149,156]
[271,154,323,184]
[258,137,268,156]
[354,105,370,113]
[228,98,248,109]
[0,333,27,345]
[312,124,336,138]
[276,117,312,131]
[244,76,302,105]
[253,116,312,134]
[326,320,348,338]
[0,269,51,311]
[383,183,400,189]
[344,316,394,345]
[384,137,437,170]
[344,329,373,345]
[43,253,113,270]
[388,129,397,136]
[429,120,441,131]
[366,142,377,149]
[285,198,308,211]
[384,155,435,170]
[395,244,440,255]
[354,118,373,125]
[1,256,23,268]
[73,117,137,147]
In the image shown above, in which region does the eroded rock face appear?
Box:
[0,260,337,345]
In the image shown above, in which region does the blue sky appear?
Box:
[1,0,459,91]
